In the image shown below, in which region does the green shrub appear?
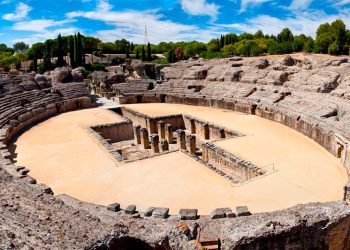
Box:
[153,57,168,64]
[91,62,105,71]
[328,42,341,55]
[268,42,293,55]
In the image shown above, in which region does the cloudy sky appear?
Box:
[0,0,350,46]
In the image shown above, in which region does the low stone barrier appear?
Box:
[202,142,265,182]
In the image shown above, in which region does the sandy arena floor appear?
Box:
[13,104,348,214]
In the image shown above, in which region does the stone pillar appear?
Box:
[203,123,210,140]
[160,139,169,152]
[190,119,196,134]
[150,134,160,153]
[140,128,150,149]
[165,124,174,144]
[133,125,141,144]
[186,135,196,155]
[176,129,186,150]
[158,121,166,139]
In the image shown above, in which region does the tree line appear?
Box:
[1,19,350,72]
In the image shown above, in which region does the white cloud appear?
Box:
[13,27,79,45]
[179,0,220,20]
[289,0,313,10]
[218,9,350,38]
[334,0,350,6]
[2,2,32,21]
[12,19,74,32]
[240,0,271,12]
[66,0,223,43]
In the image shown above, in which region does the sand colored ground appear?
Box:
[13,104,348,214]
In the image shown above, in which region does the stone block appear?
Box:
[210,208,235,219]
[211,208,226,219]
[15,166,25,172]
[236,206,251,217]
[144,207,155,217]
[107,203,120,212]
[19,168,30,175]
[179,209,198,220]
[133,125,141,144]
[125,205,136,214]
[152,207,169,219]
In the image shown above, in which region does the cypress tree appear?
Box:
[78,33,84,66]
[126,44,130,59]
[32,50,37,73]
[130,42,134,52]
[147,42,152,61]
[56,34,65,67]
[74,33,83,67]
[141,46,146,61]
[43,40,52,72]
[136,49,140,59]
[69,36,75,68]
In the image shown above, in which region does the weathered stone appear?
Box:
[236,206,252,217]
[179,209,198,220]
[152,207,169,219]
[125,205,136,214]
[107,203,120,212]
[150,134,160,153]
[144,207,155,217]
[210,208,235,219]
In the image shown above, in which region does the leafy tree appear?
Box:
[207,39,220,52]
[0,44,8,52]
[328,42,341,55]
[331,19,346,54]
[184,41,207,58]
[268,42,293,55]
[115,39,130,53]
[315,32,335,53]
[234,40,263,56]
[27,42,45,59]
[97,42,116,54]
[82,36,101,54]
[13,41,29,53]
[304,37,314,53]
[254,30,264,39]
[277,28,294,43]
[56,34,65,67]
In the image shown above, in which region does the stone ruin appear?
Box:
[2,55,350,249]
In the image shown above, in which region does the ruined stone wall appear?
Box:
[148,115,185,134]
[120,107,150,130]
[91,120,134,143]
[121,107,185,134]
[183,115,240,141]
[202,142,265,182]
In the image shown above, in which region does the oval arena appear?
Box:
[2,55,350,249]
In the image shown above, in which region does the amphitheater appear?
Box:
[1,54,350,249]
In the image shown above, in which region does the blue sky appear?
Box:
[0,0,350,46]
